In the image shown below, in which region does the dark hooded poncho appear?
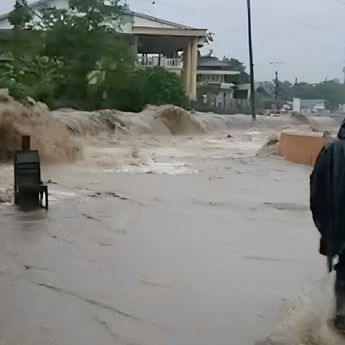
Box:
[310,121,345,271]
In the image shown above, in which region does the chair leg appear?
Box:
[45,190,48,210]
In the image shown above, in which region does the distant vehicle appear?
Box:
[312,104,327,113]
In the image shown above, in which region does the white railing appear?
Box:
[138,56,183,70]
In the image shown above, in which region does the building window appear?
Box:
[234,90,248,99]
[211,75,219,82]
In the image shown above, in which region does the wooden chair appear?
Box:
[14,150,48,210]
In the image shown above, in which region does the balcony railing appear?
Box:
[138,56,183,70]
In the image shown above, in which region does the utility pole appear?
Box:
[270,61,283,100]
[246,0,256,121]
[274,71,280,100]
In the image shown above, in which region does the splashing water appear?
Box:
[266,275,345,345]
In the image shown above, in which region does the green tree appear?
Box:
[222,57,250,83]
[137,67,186,108]
[7,1,40,57]
[3,0,187,111]
[100,67,187,112]
[0,53,64,104]
[8,0,32,29]
[37,0,132,105]
[265,79,345,110]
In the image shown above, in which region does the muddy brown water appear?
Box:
[0,134,339,345]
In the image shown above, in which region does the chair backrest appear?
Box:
[14,150,41,187]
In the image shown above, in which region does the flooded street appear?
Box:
[0,0,345,340]
[0,133,337,345]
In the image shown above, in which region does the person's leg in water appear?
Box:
[335,254,345,331]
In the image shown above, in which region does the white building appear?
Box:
[196,55,251,112]
[300,99,326,113]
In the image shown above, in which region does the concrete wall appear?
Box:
[0,18,11,30]
[278,131,325,166]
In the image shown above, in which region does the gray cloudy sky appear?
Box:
[1,0,345,82]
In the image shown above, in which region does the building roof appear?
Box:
[26,0,56,7]
[129,11,194,30]
[0,1,205,32]
[198,56,243,72]
[198,56,231,68]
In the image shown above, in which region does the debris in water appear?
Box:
[264,202,309,211]
[138,278,171,289]
[81,213,103,222]
[89,191,129,200]
[266,135,279,146]
[257,134,280,157]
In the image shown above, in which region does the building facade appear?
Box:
[196,55,251,113]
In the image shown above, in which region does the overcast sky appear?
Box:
[1,0,345,82]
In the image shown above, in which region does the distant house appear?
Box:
[300,99,326,113]
[196,54,251,113]
[0,0,208,100]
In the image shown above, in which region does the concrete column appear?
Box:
[183,41,192,98]
[132,35,139,59]
[189,37,198,101]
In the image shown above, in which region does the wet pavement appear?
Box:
[0,135,327,345]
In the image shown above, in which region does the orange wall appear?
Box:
[278,132,325,166]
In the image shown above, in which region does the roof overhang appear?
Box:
[197,70,240,75]
[220,83,235,90]
[236,83,251,90]
[198,84,221,93]
[138,35,191,54]
[132,27,207,37]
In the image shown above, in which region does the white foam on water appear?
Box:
[114,161,199,175]
[267,275,345,345]
[49,189,77,204]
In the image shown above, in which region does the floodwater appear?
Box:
[0,133,342,345]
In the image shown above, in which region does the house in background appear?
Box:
[196,54,251,113]
[300,99,326,113]
[0,0,208,101]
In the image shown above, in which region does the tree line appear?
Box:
[258,79,345,111]
[0,0,187,111]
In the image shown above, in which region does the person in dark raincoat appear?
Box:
[310,120,345,331]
